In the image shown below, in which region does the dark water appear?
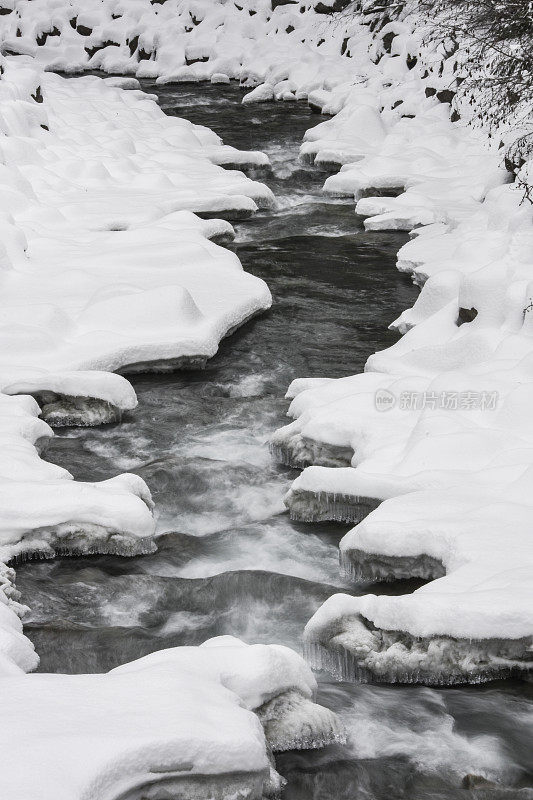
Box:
[18,84,533,798]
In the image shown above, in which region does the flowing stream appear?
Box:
[18,83,533,799]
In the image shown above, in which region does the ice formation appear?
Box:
[0,636,345,800]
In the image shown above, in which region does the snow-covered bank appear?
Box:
[0,57,272,379]
[0,386,156,673]
[0,0,356,88]
[302,485,533,685]
[279,94,533,680]
[0,636,345,800]
[0,52,274,677]
[241,4,533,682]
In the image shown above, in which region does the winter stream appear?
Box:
[18,83,533,799]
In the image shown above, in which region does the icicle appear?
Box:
[40,397,123,428]
[270,437,353,470]
[287,489,380,524]
[339,547,446,584]
[303,639,373,684]
[304,623,533,686]
[269,443,304,469]
[8,534,156,567]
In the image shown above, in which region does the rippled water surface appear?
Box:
[18,83,533,798]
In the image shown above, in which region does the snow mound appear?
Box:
[243,83,275,105]
[0,636,345,800]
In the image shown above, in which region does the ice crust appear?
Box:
[304,603,533,686]
[0,636,345,800]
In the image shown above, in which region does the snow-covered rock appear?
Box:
[0,61,273,378]
[303,484,533,684]
[243,83,275,105]
[0,0,360,90]
[0,636,345,799]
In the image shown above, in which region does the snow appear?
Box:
[243,83,275,104]
[303,585,533,685]
[0,58,273,379]
[0,0,366,96]
[337,488,533,638]
[232,0,533,680]
[0,636,345,800]
[278,171,533,668]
